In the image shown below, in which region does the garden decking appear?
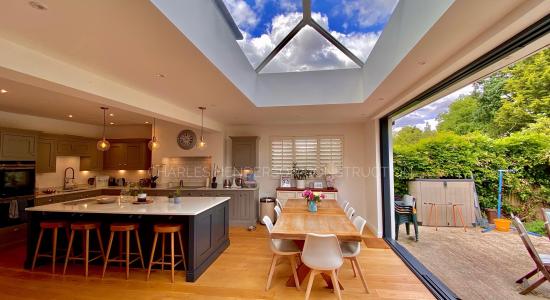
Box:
[398,226,550,299]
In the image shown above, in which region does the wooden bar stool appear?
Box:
[102,223,145,279]
[147,224,186,283]
[31,220,69,273]
[63,222,105,278]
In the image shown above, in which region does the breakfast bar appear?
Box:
[25,196,230,281]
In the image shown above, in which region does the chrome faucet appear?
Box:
[64,167,75,190]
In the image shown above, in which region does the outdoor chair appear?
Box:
[395,197,418,241]
[512,216,550,295]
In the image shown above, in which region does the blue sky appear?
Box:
[222,0,398,72]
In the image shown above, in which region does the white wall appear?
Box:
[151,119,225,182]
[225,123,368,217]
[363,119,383,237]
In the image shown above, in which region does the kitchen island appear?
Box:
[25,196,230,281]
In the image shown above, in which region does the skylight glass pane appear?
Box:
[261,25,359,73]
[311,0,399,62]
[222,0,303,68]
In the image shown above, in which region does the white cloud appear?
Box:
[340,0,399,28]
[393,84,474,131]
[223,0,258,30]
[237,11,379,72]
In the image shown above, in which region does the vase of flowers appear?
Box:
[292,163,317,189]
[302,189,324,213]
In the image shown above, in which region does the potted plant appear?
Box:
[174,188,183,204]
[136,185,147,202]
[302,189,324,212]
[150,175,159,188]
[291,163,317,189]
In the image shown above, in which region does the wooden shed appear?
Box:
[408,179,476,227]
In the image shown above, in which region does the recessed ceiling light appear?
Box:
[154,73,166,78]
[68,114,73,118]
[109,113,114,117]
[109,122,115,125]
[145,121,150,124]
[0,89,7,94]
[29,1,48,10]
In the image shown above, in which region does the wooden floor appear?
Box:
[399,225,550,299]
[0,226,433,300]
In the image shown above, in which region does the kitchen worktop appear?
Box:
[27,196,230,216]
[35,186,259,198]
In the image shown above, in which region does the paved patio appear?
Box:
[398,225,550,299]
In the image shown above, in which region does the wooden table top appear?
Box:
[272,199,361,242]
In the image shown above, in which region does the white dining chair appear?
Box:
[345,207,355,220]
[263,216,301,291]
[342,201,350,211]
[339,216,369,293]
[276,198,283,209]
[302,233,343,300]
[274,205,282,221]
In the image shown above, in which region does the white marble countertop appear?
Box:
[35,186,258,198]
[27,196,230,216]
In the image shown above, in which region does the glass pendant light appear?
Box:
[148,118,160,150]
[96,107,111,151]
[197,107,207,149]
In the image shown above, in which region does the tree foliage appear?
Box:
[393,49,550,220]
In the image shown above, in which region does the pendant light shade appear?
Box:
[197,107,207,149]
[97,107,110,151]
[148,118,160,150]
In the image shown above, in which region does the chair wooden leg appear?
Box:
[516,268,538,283]
[330,270,342,300]
[102,231,115,279]
[352,257,369,293]
[96,228,105,261]
[350,258,357,277]
[305,270,317,300]
[457,206,467,232]
[520,276,547,295]
[147,233,158,281]
[118,232,123,268]
[51,228,58,274]
[65,228,74,258]
[265,254,278,291]
[135,230,145,269]
[126,230,130,280]
[63,230,75,275]
[31,228,44,271]
[170,232,175,283]
[161,234,165,272]
[177,231,186,270]
[84,229,90,279]
[289,255,300,290]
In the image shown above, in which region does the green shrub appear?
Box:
[525,220,547,235]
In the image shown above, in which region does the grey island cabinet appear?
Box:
[26,196,229,282]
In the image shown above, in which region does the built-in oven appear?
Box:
[0,161,35,230]
[0,161,36,198]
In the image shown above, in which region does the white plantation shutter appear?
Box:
[294,138,318,171]
[319,138,344,174]
[271,138,293,175]
[271,136,344,176]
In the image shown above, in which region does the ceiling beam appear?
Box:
[255,20,307,72]
[309,19,364,67]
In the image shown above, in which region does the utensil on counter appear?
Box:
[96,197,117,204]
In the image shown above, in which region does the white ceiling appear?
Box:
[0,0,547,129]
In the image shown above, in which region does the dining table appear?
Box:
[270,198,362,289]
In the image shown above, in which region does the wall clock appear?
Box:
[177,129,197,150]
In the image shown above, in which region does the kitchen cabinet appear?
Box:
[56,138,91,156]
[36,137,57,173]
[230,136,258,170]
[80,141,103,171]
[103,139,150,170]
[0,128,37,161]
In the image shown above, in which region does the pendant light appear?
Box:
[148,118,160,150]
[96,107,111,151]
[197,107,207,149]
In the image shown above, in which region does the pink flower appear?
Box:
[320,194,325,199]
